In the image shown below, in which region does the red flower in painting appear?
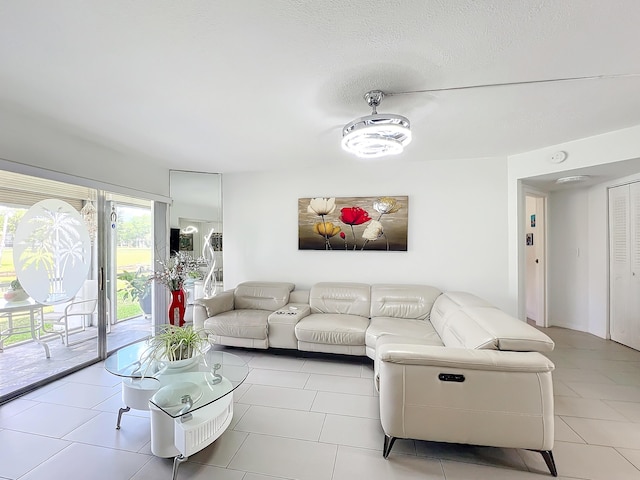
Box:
[339,207,371,226]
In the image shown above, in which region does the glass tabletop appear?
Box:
[105,339,249,418]
[0,298,42,313]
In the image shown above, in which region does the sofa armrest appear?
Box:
[268,303,311,322]
[378,343,554,373]
[192,303,208,334]
[193,292,235,331]
[377,343,555,452]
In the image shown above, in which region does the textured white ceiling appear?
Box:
[0,1,639,174]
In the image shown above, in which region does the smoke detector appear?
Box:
[549,151,568,163]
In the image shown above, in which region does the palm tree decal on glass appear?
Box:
[14,199,91,304]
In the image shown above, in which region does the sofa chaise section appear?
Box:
[376,291,557,476]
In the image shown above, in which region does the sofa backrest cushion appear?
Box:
[468,307,555,352]
[431,292,555,352]
[370,284,442,320]
[234,281,295,311]
[309,282,371,317]
[430,291,493,334]
[436,308,498,349]
[289,289,310,304]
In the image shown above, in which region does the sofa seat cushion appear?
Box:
[366,317,443,350]
[376,334,445,351]
[203,309,270,340]
[295,313,369,346]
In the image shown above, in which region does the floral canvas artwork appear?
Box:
[299,196,408,251]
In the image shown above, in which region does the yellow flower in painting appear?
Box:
[362,220,384,241]
[373,197,401,215]
[313,221,341,238]
[307,197,336,216]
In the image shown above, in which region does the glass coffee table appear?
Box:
[105,339,249,480]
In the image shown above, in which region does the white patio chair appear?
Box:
[43,279,98,346]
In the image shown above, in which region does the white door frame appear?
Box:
[522,187,548,327]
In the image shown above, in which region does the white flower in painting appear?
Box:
[362,220,384,241]
[373,197,401,215]
[307,197,336,216]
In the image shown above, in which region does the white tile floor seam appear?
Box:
[1,326,640,480]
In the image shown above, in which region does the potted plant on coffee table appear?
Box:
[144,324,208,370]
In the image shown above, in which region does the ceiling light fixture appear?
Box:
[555,175,590,184]
[342,90,411,159]
[340,74,640,159]
[181,225,198,234]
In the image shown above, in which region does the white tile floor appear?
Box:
[1,326,640,480]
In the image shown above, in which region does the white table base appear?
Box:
[150,393,234,480]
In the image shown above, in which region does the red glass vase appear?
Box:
[168,289,186,326]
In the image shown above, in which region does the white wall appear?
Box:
[587,181,610,339]
[547,188,590,331]
[0,105,170,197]
[223,156,513,312]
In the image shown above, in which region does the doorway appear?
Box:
[524,193,547,327]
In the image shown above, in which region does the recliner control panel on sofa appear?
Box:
[193,281,558,476]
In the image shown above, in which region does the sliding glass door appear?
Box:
[0,170,101,401]
[0,169,163,403]
[104,195,154,353]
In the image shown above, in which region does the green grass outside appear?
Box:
[1,247,152,277]
[116,247,152,272]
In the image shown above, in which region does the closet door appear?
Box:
[630,182,640,350]
[609,183,640,351]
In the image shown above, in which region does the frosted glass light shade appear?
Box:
[342,113,412,159]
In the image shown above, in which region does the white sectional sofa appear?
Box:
[194,281,558,476]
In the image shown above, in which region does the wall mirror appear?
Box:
[169,170,222,299]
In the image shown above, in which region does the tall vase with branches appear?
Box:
[150,252,200,326]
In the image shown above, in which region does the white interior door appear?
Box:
[631,183,640,349]
[609,183,640,350]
